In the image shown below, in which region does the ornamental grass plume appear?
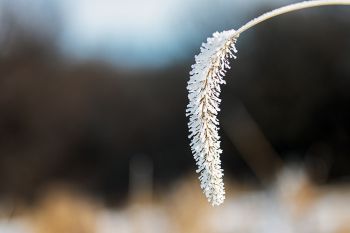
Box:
[186,30,238,206]
[186,0,350,206]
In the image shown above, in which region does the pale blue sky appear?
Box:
[0,0,288,67]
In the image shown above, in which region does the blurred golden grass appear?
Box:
[30,186,99,233]
[1,169,349,233]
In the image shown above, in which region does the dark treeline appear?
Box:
[0,8,349,204]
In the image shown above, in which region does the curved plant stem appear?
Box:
[187,0,350,206]
[235,0,350,36]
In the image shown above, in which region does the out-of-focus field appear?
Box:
[1,167,349,233]
[1,2,350,233]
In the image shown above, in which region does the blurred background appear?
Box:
[0,0,350,232]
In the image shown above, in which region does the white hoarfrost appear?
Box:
[186,30,239,206]
[184,0,350,207]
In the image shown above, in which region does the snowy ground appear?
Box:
[1,168,350,233]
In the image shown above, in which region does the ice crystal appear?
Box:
[186,30,238,206]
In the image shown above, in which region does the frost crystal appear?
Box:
[186,30,238,206]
